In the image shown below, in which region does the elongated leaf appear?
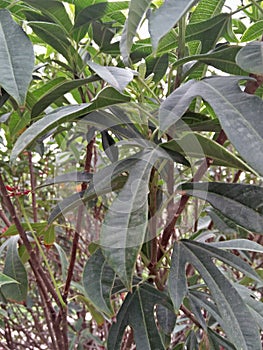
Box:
[236,41,263,74]
[0,10,34,105]
[100,154,153,289]
[159,76,263,175]
[169,240,261,349]
[149,0,199,52]
[38,171,93,188]
[173,45,247,76]
[207,328,236,350]
[108,283,173,350]
[1,237,28,302]
[23,0,73,33]
[189,0,226,24]
[211,239,263,253]
[28,21,74,62]
[2,222,48,237]
[120,0,151,65]
[160,133,254,172]
[54,243,68,281]
[146,54,168,83]
[0,273,19,287]
[31,77,98,118]
[87,61,134,91]
[181,182,263,234]
[11,87,130,161]
[83,249,115,316]
[241,20,263,42]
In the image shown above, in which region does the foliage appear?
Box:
[0,0,263,349]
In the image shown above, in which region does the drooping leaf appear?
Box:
[31,76,98,118]
[0,273,19,287]
[181,182,263,234]
[11,87,130,161]
[169,240,261,349]
[149,0,199,52]
[236,41,263,74]
[87,61,134,91]
[38,171,93,188]
[207,328,236,350]
[241,20,263,42]
[0,9,34,105]
[1,237,28,303]
[83,249,115,316]
[120,0,152,65]
[160,132,254,172]
[108,283,173,350]
[159,76,263,175]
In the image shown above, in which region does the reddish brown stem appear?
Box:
[28,152,38,222]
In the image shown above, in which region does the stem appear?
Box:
[19,199,66,309]
[136,76,161,103]
[63,138,95,299]
[0,208,11,227]
[174,15,186,89]
[28,152,38,222]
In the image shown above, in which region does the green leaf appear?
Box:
[0,273,19,287]
[189,0,226,24]
[11,87,130,161]
[43,225,55,246]
[173,45,247,76]
[23,0,73,33]
[2,222,48,237]
[160,132,254,172]
[181,182,263,234]
[241,20,263,42]
[120,0,152,65]
[0,9,34,105]
[146,54,169,83]
[38,171,93,188]
[159,76,263,175]
[169,240,261,349]
[207,328,236,350]
[108,283,173,350]
[211,239,263,253]
[1,237,28,303]
[87,61,134,91]
[83,249,115,316]
[236,41,263,74]
[31,77,98,118]
[100,153,153,289]
[54,243,68,281]
[149,0,199,52]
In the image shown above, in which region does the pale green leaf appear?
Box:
[0,10,34,105]
[241,20,263,42]
[0,273,19,287]
[189,0,226,24]
[211,239,263,253]
[87,61,134,91]
[236,41,263,74]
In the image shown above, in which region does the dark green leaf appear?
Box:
[11,87,130,161]
[159,76,263,175]
[31,76,98,118]
[181,182,263,234]
[0,273,19,287]
[189,0,226,24]
[83,249,115,316]
[0,10,34,105]
[108,283,173,350]
[146,54,169,83]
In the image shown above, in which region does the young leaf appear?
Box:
[0,10,34,105]
[120,0,152,65]
[181,182,263,234]
[108,283,173,350]
[87,61,134,91]
[149,0,199,52]
[241,20,263,42]
[159,76,263,175]
[83,249,115,316]
[236,41,263,74]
